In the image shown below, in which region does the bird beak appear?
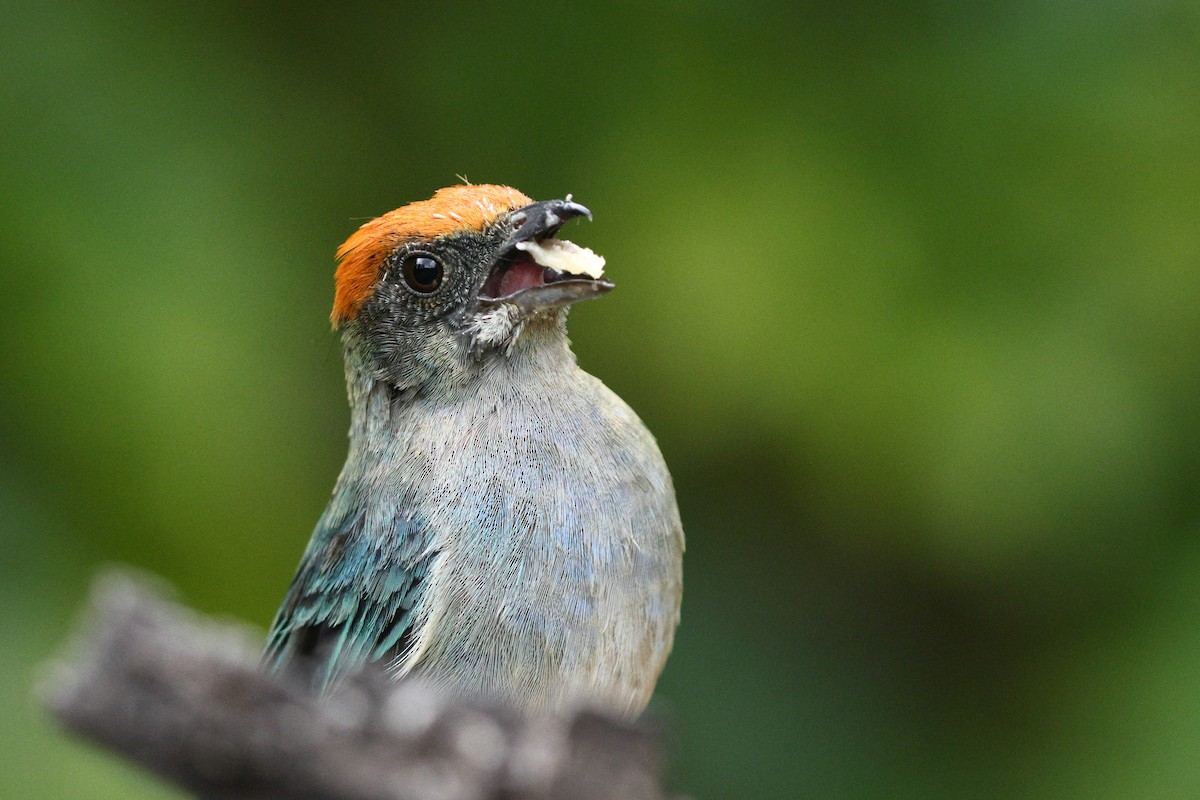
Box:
[503,198,593,247]
[478,198,614,313]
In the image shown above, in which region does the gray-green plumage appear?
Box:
[265,189,683,716]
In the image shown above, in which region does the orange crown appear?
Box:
[331,184,533,326]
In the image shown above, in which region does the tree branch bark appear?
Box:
[42,572,671,800]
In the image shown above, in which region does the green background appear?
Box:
[4,2,1199,797]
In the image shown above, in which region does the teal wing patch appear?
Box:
[264,501,435,692]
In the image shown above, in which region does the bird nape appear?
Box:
[264,184,683,717]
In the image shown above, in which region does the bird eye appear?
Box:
[401,254,443,294]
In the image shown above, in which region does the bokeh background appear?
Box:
[4,2,1200,797]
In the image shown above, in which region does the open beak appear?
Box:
[478,197,614,313]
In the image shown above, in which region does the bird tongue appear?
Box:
[493,259,545,297]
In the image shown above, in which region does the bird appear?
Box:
[264,184,684,717]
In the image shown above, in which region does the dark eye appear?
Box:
[401,254,443,294]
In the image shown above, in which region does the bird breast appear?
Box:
[362,353,683,715]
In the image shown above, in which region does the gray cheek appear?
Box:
[347,315,470,393]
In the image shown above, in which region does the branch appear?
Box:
[41,571,670,800]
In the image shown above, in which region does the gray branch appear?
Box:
[41,572,671,800]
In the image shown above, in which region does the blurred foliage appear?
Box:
[3,1,1200,798]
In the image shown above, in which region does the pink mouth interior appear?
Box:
[481,258,547,299]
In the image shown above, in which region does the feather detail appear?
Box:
[264,499,436,692]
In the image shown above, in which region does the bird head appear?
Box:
[331,184,612,392]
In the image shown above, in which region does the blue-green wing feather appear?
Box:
[264,497,434,692]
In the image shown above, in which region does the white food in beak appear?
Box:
[515,239,606,279]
